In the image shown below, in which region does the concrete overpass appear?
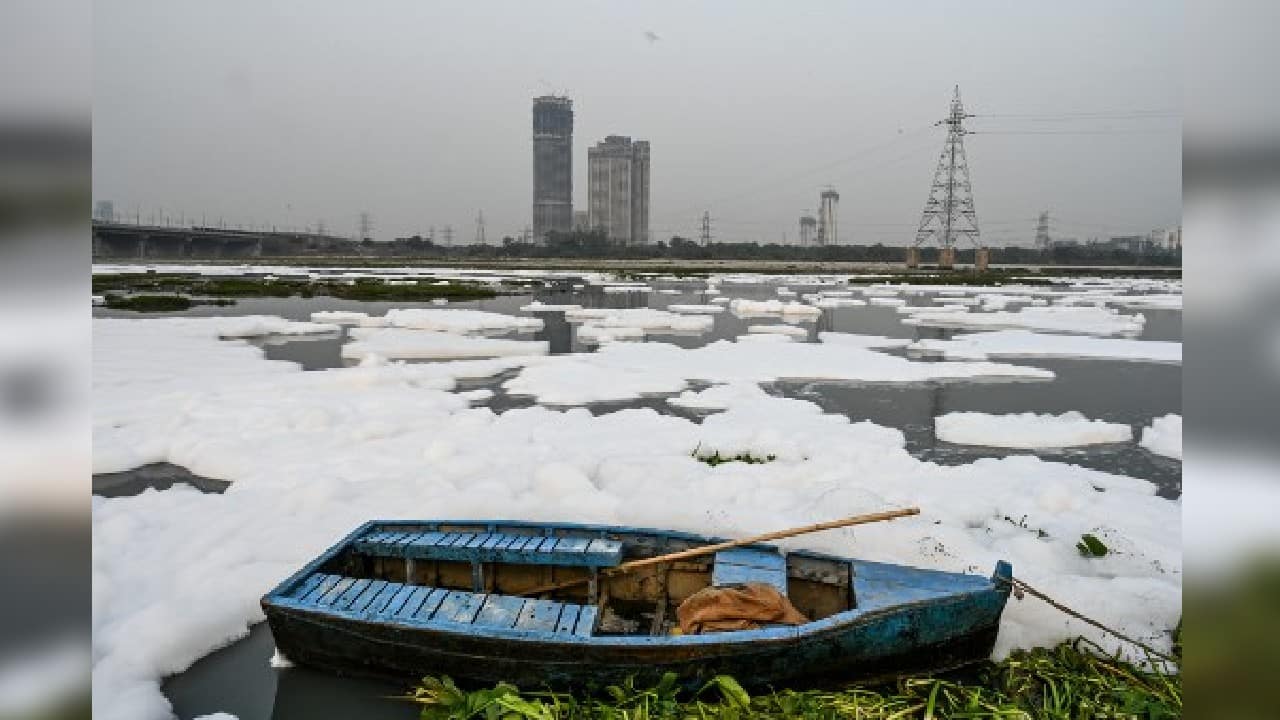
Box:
[93,222,265,259]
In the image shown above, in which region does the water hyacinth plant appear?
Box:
[406,638,1180,719]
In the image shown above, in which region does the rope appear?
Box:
[998,576,1178,665]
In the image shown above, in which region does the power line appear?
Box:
[970,129,1180,136]
[971,108,1178,120]
[668,122,936,217]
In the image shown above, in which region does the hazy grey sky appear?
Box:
[93,1,1180,245]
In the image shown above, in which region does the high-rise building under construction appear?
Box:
[817,189,839,246]
[532,95,574,240]
[799,213,817,246]
[588,135,650,245]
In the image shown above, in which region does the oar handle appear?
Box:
[612,507,920,573]
[518,507,921,597]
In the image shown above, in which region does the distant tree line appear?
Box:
[90,220,1181,266]
[381,230,1182,266]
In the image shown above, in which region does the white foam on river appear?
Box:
[908,330,1181,364]
[935,411,1134,449]
[1139,414,1182,460]
[92,296,1181,720]
[342,327,549,361]
[503,334,1053,405]
[902,305,1146,336]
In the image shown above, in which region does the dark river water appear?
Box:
[93,278,1181,719]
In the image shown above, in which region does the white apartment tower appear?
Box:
[588,135,650,245]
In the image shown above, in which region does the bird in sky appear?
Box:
[644,30,660,44]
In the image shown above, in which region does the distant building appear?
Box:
[532,96,574,240]
[573,210,590,232]
[1050,237,1080,248]
[588,135,650,245]
[799,214,817,246]
[1099,235,1153,253]
[1149,226,1182,250]
[94,200,115,222]
[817,189,839,246]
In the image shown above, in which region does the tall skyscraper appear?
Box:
[587,135,650,245]
[532,96,574,240]
[817,188,839,246]
[799,213,817,246]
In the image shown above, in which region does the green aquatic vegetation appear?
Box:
[196,277,309,297]
[92,272,500,301]
[694,450,777,467]
[1076,534,1109,558]
[92,273,202,293]
[407,639,1180,719]
[322,279,498,301]
[102,294,192,312]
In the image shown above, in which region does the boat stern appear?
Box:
[991,560,1013,598]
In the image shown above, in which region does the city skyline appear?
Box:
[93,1,1180,244]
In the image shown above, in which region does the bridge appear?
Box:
[92,221,358,259]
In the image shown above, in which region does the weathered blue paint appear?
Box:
[712,562,788,592]
[262,520,1014,686]
[353,528,623,567]
[712,547,789,593]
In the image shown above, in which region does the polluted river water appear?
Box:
[92,272,1180,720]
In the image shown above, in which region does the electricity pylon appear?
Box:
[913,86,981,269]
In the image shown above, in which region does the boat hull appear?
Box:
[262,519,1012,686]
[265,585,1007,686]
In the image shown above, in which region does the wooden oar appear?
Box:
[519,507,920,597]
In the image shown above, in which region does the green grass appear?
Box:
[694,450,777,467]
[406,639,1180,719]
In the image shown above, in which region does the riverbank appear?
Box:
[92,273,504,304]
[94,257,1183,278]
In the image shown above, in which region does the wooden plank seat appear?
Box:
[286,572,598,637]
[352,530,624,568]
[711,547,789,594]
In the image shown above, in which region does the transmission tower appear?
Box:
[442,225,454,246]
[913,86,981,269]
[358,211,374,241]
[699,211,712,245]
[1035,211,1051,250]
[475,211,486,244]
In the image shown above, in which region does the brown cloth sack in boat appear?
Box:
[676,582,809,634]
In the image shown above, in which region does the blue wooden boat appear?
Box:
[261,520,1012,686]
